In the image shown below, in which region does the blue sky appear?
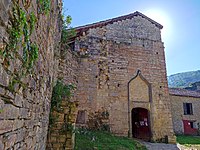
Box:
[63,0,200,76]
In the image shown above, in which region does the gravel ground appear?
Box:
[141,141,180,150]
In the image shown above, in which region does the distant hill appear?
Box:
[168,70,200,88]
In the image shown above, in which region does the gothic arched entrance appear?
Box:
[132,107,151,140]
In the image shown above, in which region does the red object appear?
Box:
[183,120,198,135]
[132,108,150,140]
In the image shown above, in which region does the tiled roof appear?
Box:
[75,11,163,35]
[169,88,200,98]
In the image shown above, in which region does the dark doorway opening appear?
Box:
[132,108,151,141]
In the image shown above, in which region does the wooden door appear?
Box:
[132,108,150,140]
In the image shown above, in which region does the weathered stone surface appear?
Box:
[0,104,19,120]
[0,136,4,150]
[3,133,17,149]
[46,99,78,149]
[129,74,149,102]
[0,120,13,134]
[0,0,11,27]
[0,3,181,149]
[0,0,62,149]
[170,94,200,135]
[73,13,175,143]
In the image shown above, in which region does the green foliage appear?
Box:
[37,0,50,14]
[61,122,75,134]
[49,80,76,129]
[0,109,3,113]
[75,129,147,150]
[62,15,72,29]
[177,135,200,145]
[49,113,59,128]
[0,2,39,93]
[3,6,27,60]
[168,70,200,88]
[51,80,76,111]
[66,15,72,24]
[22,43,38,71]
[61,15,76,43]
[29,12,37,34]
[8,76,22,92]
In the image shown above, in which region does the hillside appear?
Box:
[168,70,200,88]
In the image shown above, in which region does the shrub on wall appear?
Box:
[47,80,78,149]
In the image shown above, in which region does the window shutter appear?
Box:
[183,103,187,115]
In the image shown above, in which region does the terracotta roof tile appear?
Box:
[75,11,163,36]
[169,88,200,98]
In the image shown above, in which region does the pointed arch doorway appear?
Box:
[128,70,152,141]
[131,107,151,140]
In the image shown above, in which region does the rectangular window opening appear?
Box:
[183,103,193,115]
[190,122,194,128]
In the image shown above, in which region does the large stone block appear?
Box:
[0,120,13,134]
[0,136,4,150]
[3,133,17,149]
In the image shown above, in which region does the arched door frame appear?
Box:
[127,70,153,139]
[131,107,151,140]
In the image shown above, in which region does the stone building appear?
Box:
[1,4,182,148]
[68,11,176,143]
[169,88,200,135]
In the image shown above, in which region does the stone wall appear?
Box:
[170,95,200,134]
[46,99,78,150]
[74,15,176,143]
[0,0,62,149]
[46,47,79,150]
[58,46,79,85]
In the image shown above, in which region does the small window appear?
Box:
[190,122,194,128]
[183,103,193,115]
[76,110,86,124]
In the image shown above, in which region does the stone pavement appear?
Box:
[141,141,180,150]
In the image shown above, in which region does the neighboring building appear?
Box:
[67,11,176,143]
[169,88,200,135]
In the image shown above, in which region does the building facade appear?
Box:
[170,88,200,135]
[68,11,176,143]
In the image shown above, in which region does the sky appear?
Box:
[63,0,200,76]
